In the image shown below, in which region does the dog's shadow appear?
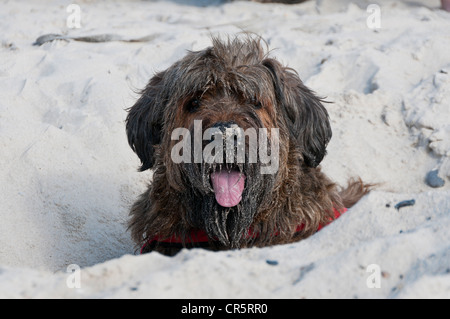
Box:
[23,167,141,271]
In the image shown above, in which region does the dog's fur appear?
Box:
[126,36,370,255]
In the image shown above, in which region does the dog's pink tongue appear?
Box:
[211,169,246,207]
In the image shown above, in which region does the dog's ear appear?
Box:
[126,71,166,171]
[263,59,332,168]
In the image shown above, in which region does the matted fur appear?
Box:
[126,36,370,255]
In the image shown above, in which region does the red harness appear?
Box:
[141,207,347,254]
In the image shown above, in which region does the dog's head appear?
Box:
[126,36,331,247]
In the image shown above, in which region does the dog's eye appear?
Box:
[250,97,262,109]
[186,98,201,113]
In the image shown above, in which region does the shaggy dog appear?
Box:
[126,36,370,255]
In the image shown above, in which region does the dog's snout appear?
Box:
[208,121,240,145]
[211,121,238,133]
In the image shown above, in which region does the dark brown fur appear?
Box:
[126,36,370,255]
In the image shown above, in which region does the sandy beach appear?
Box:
[0,0,449,298]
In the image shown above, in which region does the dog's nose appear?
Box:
[207,121,241,146]
[211,121,238,134]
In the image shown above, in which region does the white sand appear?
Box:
[0,0,449,298]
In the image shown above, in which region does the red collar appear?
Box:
[141,207,346,254]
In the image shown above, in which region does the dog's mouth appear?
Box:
[210,167,246,208]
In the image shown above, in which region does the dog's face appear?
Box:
[126,37,332,248]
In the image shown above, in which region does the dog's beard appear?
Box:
[183,146,276,248]
[184,161,267,248]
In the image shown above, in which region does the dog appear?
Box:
[126,36,370,255]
